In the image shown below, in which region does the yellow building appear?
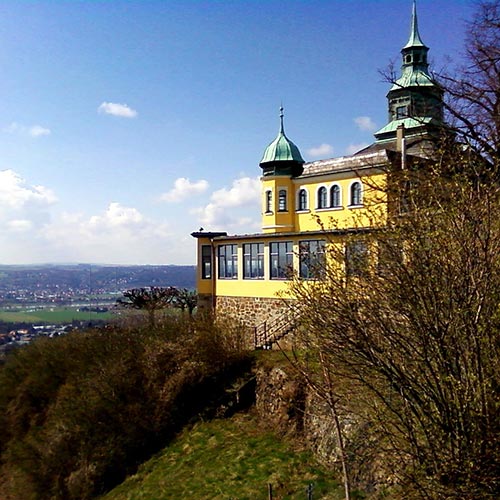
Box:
[192,2,443,345]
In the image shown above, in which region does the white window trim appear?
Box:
[316,184,329,209]
[277,187,288,212]
[296,187,309,212]
[348,180,363,207]
[329,182,343,208]
[264,188,273,214]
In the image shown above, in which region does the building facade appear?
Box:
[192,2,444,339]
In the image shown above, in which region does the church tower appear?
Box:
[374,1,443,143]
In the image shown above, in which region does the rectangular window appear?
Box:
[377,239,403,276]
[270,241,293,279]
[265,190,273,213]
[396,105,407,119]
[243,243,264,279]
[278,189,287,211]
[299,240,325,279]
[345,241,368,277]
[218,244,238,279]
[201,245,212,279]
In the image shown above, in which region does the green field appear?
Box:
[0,307,114,324]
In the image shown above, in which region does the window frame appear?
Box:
[265,189,273,214]
[201,244,212,280]
[317,186,328,209]
[270,241,294,279]
[217,244,238,279]
[396,105,408,119]
[345,240,369,278]
[297,187,308,211]
[349,181,363,207]
[299,239,326,279]
[330,184,342,208]
[243,242,264,279]
[278,189,288,212]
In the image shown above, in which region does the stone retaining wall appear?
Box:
[215,295,291,327]
[255,364,391,493]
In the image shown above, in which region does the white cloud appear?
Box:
[345,143,369,155]
[4,122,51,138]
[210,177,260,208]
[192,176,261,230]
[40,203,179,264]
[307,143,334,158]
[7,219,33,232]
[0,169,57,210]
[29,125,51,137]
[0,170,56,252]
[0,170,195,264]
[354,116,377,132]
[160,177,209,203]
[88,202,144,228]
[98,102,138,118]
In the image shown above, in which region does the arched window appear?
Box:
[278,189,287,212]
[330,185,341,207]
[317,186,328,209]
[265,190,273,213]
[297,188,308,211]
[350,181,362,206]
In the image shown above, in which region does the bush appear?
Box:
[0,315,252,500]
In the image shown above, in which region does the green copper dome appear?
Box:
[260,107,304,177]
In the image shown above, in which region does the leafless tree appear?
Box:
[287,4,500,496]
[439,0,500,166]
[174,288,198,316]
[289,158,499,498]
[117,287,179,328]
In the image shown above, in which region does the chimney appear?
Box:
[396,124,407,169]
[396,124,405,152]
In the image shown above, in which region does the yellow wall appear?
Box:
[215,238,295,299]
[216,278,292,299]
[194,235,214,295]
[261,176,296,233]
[212,237,345,300]
[194,167,388,303]
[262,171,388,233]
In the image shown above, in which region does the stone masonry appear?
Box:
[215,295,291,328]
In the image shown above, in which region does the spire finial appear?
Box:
[411,1,419,38]
[404,0,426,48]
[279,105,285,134]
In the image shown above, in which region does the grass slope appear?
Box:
[101,413,344,500]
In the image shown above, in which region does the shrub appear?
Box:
[0,315,252,499]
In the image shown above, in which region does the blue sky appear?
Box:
[0,0,472,265]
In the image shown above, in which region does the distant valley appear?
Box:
[0,263,196,306]
[0,264,196,337]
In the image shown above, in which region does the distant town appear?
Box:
[0,264,196,355]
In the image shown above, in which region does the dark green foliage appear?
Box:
[0,316,251,500]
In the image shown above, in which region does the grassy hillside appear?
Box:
[101,413,345,500]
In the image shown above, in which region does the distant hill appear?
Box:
[0,264,196,296]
